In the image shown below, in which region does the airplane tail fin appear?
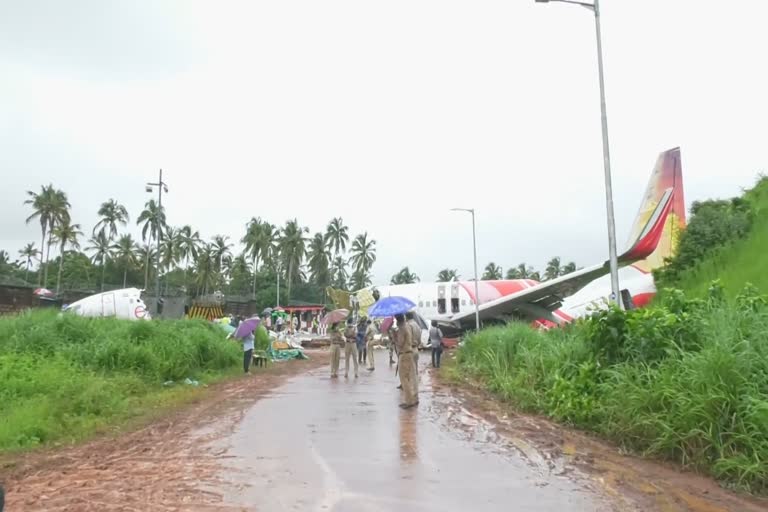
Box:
[624,147,686,273]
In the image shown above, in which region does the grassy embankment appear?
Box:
[452,176,768,493]
[0,311,241,453]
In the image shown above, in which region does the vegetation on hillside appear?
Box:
[655,175,768,297]
[0,311,240,452]
[455,283,768,493]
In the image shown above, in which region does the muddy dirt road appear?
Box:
[3,350,767,511]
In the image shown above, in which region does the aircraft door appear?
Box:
[437,285,446,314]
[102,293,116,317]
[450,283,460,313]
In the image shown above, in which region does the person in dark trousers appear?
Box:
[241,331,255,374]
[429,320,444,368]
[356,318,367,365]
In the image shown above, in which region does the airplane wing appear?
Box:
[447,188,674,327]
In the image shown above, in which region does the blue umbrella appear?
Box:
[234,317,261,339]
[367,296,416,318]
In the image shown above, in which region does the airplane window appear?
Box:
[432,301,437,307]
[418,301,423,308]
[462,300,466,306]
[130,299,134,303]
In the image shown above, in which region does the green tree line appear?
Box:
[2,184,378,304]
[389,257,579,285]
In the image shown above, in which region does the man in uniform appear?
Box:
[365,319,377,371]
[406,311,421,396]
[329,322,344,378]
[394,313,417,408]
[343,318,359,378]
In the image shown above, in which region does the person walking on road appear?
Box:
[394,314,417,408]
[429,320,444,368]
[344,318,359,378]
[329,322,344,378]
[366,319,376,371]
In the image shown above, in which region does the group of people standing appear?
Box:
[328,310,444,410]
[329,316,376,378]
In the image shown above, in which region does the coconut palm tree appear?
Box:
[545,257,561,281]
[112,234,140,287]
[350,268,371,291]
[482,262,503,280]
[194,243,216,296]
[390,267,419,285]
[136,199,166,289]
[86,231,112,290]
[507,263,534,280]
[160,226,182,292]
[93,199,129,239]
[0,250,13,272]
[324,217,349,256]
[560,261,577,275]
[210,235,233,276]
[178,225,201,273]
[18,243,40,284]
[51,219,83,293]
[259,222,280,269]
[279,219,308,299]
[349,232,376,274]
[437,269,459,282]
[24,185,70,286]
[307,232,331,287]
[137,245,157,289]
[225,253,252,294]
[331,256,348,289]
[242,217,262,268]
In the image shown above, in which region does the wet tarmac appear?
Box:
[205,350,616,511]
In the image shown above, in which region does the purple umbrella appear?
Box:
[234,317,261,339]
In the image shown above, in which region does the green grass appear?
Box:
[453,176,768,493]
[0,311,241,452]
[455,290,768,493]
[659,175,768,299]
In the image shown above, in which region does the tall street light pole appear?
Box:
[535,0,621,306]
[146,169,168,317]
[451,208,481,332]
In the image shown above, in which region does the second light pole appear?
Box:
[451,208,481,332]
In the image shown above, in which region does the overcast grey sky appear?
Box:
[2,0,766,284]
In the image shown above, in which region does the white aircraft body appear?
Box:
[63,288,151,320]
[333,147,686,333]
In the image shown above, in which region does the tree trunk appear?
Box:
[56,244,65,294]
[123,268,127,287]
[25,262,30,284]
[143,236,151,291]
[251,254,258,298]
[101,261,107,291]
[38,228,46,285]
[44,232,53,287]
[287,262,293,302]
